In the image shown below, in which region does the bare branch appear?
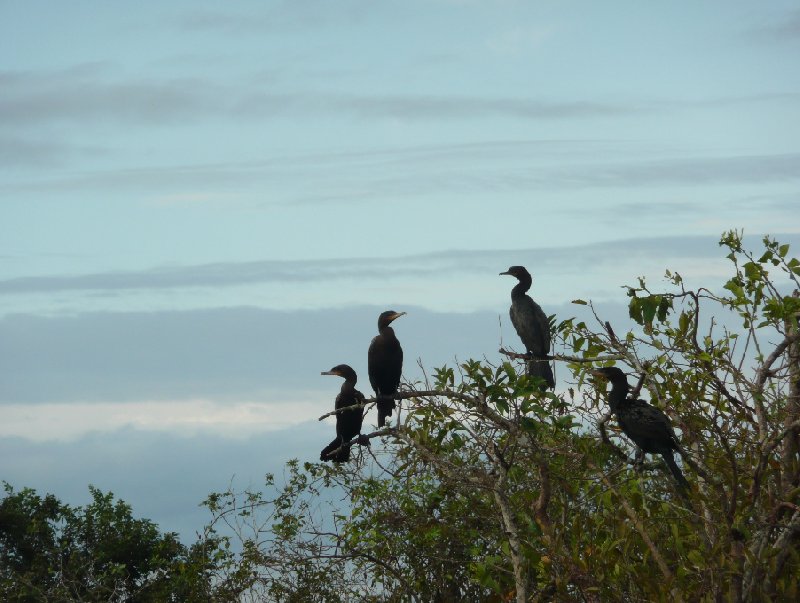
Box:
[486,443,529,603]
[753,332,800,393]
[317,400,374,421]
[319,427,395,462]
[749,419,800,501]
[317,388,483,421]
[499,347,625,364]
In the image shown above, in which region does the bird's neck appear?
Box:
[511,277,532,299]
[608,382,629,412]
[379,325,397,340]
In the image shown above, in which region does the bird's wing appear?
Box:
[510,296,551,356]
[337,390,365,439]
[367,335,403,394]
[367,335,381,392]
[620,400,680,448]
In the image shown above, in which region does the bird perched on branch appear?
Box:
[320,364,365,463]
[591,366,689,490]
[368,310,405,427]
[500,266,555,389]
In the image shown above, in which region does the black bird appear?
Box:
[368,310,405,427]
[500,266,555,389]
[592,367,689,490]
[320,364,365,463]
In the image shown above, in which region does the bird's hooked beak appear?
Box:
[389,311,406,322]
[499,270,511,276]
[321,370,338,377]
[590,369,607,380]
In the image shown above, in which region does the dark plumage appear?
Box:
[368,310,405,427]
[592,367,688,490]
[500,266,555,389]
[320,364,365,463]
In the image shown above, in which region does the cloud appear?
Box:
[0,422,334,542]
[1,234,796,297]
[0,305,507,404]
[290,151,800,204]
[4,136,798,205]
[4,234,786,406]
[581,153,800,187]
[170,1,372,35]
[0,67,223,127]
[0,398,326,442]
[173,9,282,34]
[0,137,68,167]
[0,138,616,193]
[0,66,634,128]
[5,60,797,132]
[0,300,643,407]
[235,92,633,121]
[745,9,800,42]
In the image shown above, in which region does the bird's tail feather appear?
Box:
[377,397,396,427]
[528,360,555,390]
[662,452,689,492]
[320,437,350,463]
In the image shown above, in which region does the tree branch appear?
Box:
[755,509,800,598]
[754,332,800,393]
[319,427,395,461]
[317,388,483,421]
[486,442,528,603]
[499,347,625,364]
[749,419,800,501]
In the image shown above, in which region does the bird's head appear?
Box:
[590,366,629,386]
[499,266,531,281]
[377,310,406,330]
[321,364,357,382]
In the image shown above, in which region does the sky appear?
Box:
[1,1,799,541]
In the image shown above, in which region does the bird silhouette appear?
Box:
[500,266,555,389]
[320,364,365,463]
[368,310,405,427]
[592,366,689,491]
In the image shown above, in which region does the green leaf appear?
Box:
[687,550,704,568]
[521,417,540,434]
[572,299,588,305]
[678,311,690,334]
[629,298,643,324]
[657,296,672,322]
[641,297,658,325]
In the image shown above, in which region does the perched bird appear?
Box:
[592,366,689,490]
[500,266,555,389]
[320,364,365,463]
[368,310,405,427]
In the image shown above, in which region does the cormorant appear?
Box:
[368,310,405,427]
[591,366,689,490]
[320,364,365,463]
[500,266,555,389]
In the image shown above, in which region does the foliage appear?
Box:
[0,484,243,602]
[4,231,798,602]
[201,232,800,602]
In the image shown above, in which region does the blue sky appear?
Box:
[1,1,799,540]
